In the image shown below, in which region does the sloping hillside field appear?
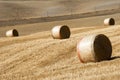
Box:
[0,0,120,80]
[0,25,120,80]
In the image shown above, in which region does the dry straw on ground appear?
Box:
[0,6,120,79]
[0,12,120,79]
[0,25,120,80]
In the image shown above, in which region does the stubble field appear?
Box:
[0,0,120,80]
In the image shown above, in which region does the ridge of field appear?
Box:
[0,24,120,80]
[0,12,120,37]
[0,8,120,27]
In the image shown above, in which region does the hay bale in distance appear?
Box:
[6,29,19,37]
[51,25,71,39]
[104,18,115,26]
[77,34,112,63]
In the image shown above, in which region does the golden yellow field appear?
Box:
[0,1,120,80]
[0,18,120,80]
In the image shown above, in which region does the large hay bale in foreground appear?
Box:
[77,34,112,63]
[104,18,115,26]
[51,25,71,39]
[6,29,19,37]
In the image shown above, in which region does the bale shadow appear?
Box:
[109,56,120,60]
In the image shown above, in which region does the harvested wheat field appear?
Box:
[0,23,120,80]
[0,0,120,80]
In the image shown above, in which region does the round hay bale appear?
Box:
[51,25,71,39]
[77,34,112,63]
[104,18,115,26]
[6,29,19,37]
